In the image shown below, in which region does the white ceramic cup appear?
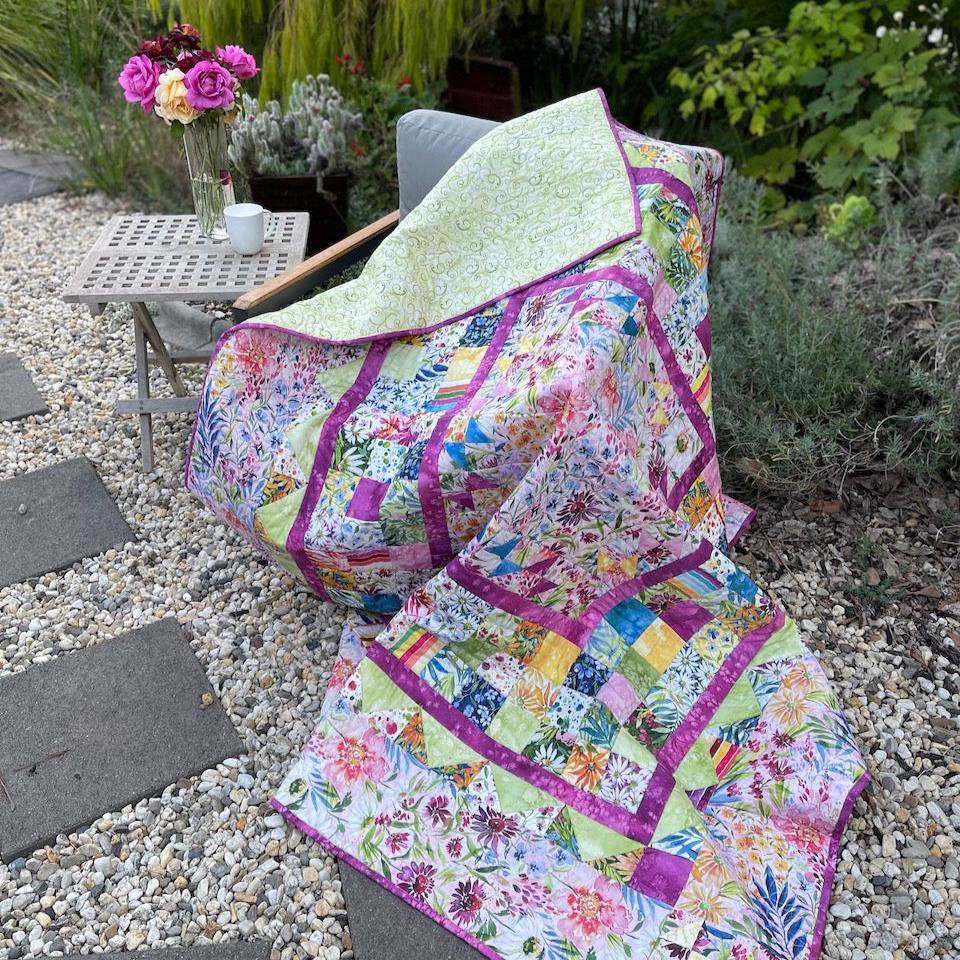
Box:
[224,202,276,255]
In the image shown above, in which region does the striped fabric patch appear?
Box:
[709,738,740,778]
[392,626,444,672]
[426,382,470,411]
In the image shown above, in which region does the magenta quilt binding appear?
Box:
[808,772,871,960]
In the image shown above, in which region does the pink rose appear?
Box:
[118,54,162,113]
[182,60,235,110]
[217,44,259,80]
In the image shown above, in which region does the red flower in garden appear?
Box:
[352,60,365,75]
[350,139,364,158]
[449,878,486,923]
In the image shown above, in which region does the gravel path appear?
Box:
[0,190,958,959]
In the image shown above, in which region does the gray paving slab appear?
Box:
[0,351,48,421]
[0,149,77,179]
[88,945,271,960]
[340,860,482,959]
[0,619,245,861]
[0,169,58,205]
[0,456,134,588]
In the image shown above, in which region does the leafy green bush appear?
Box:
[339,68,443,229]
[711,163,960,493]
[670,1,959,201]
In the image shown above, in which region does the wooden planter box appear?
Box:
[248,171,349,254]
[444,56,521,121]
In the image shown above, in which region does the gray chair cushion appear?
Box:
[396,109,500,218]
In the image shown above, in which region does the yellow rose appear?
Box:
[154,68,200,124]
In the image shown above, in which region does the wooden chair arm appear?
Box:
[232,210,400,320]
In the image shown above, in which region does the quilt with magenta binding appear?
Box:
[186,90,868,960]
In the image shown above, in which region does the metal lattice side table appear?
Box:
[63,213,309,471]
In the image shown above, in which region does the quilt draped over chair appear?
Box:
[186,90,867,960]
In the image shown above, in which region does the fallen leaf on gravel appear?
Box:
[811,499,843,514]
[917,584,943,599]
[200,692,214,707]
[866,567,881,586]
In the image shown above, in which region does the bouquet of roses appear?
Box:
[118,22,258,128]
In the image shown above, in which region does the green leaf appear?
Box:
[798,66,828,87]
[742,145,799,185]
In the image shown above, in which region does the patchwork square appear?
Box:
[578,702,620,750]
[392,627,445,673]
[599,753,652,807]
[632,618,685,672]
[486,701,541,752]
[451,672,505,729]
[618,646,660,697]
[545,684,593,736]
[563,652,612,696]
[529,631,580,684]
[584,620,629,670]
[514,668,561,719]
[604,597,657,643]
[562,743,610,792]
[598,673,642,723]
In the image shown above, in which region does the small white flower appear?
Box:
[928,27,944,43]
[893,9,904,22]
[876,25,888,37]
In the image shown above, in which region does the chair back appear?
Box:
[396,109,499,218]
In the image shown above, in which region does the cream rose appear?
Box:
[154,68,200,124]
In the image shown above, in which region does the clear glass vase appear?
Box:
[182,119,236,241]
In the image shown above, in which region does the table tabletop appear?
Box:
[62,212,309,304]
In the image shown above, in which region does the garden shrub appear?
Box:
[711,164,960,494]
[670,1,959,204]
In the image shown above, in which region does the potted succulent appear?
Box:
[229,75,361,252]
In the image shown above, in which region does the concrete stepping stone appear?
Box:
[0,352,48,422]
[341,860,481,959]
[89,946,270,960]
[0,149,77,206]
[0,619,244,861]
[0,169,59,205]
[0,456,133,588]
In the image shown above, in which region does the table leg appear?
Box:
[132,301,187,398]
[133,312,154,472]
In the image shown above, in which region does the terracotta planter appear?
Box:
[248,171,349,254]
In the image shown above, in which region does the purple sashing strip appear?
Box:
[286,340,391,601]
[628,847,694,903]
[632,765,675,843]
[808,771,871,960]
[448,556,583,647]
[419,297,522,568]
[644,308,716,512]
[366,641,656,843]
[632,166,702,223]
[272,798,503,960]
[658,608,786,770]
[659,600,715,641]
[574,539,714,644]
[346,477,390,521]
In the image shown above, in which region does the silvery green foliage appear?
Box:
[228,75,362,183]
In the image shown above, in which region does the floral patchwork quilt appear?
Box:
[186,90,867,960]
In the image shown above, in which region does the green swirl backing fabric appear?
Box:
[186,90,867,960]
